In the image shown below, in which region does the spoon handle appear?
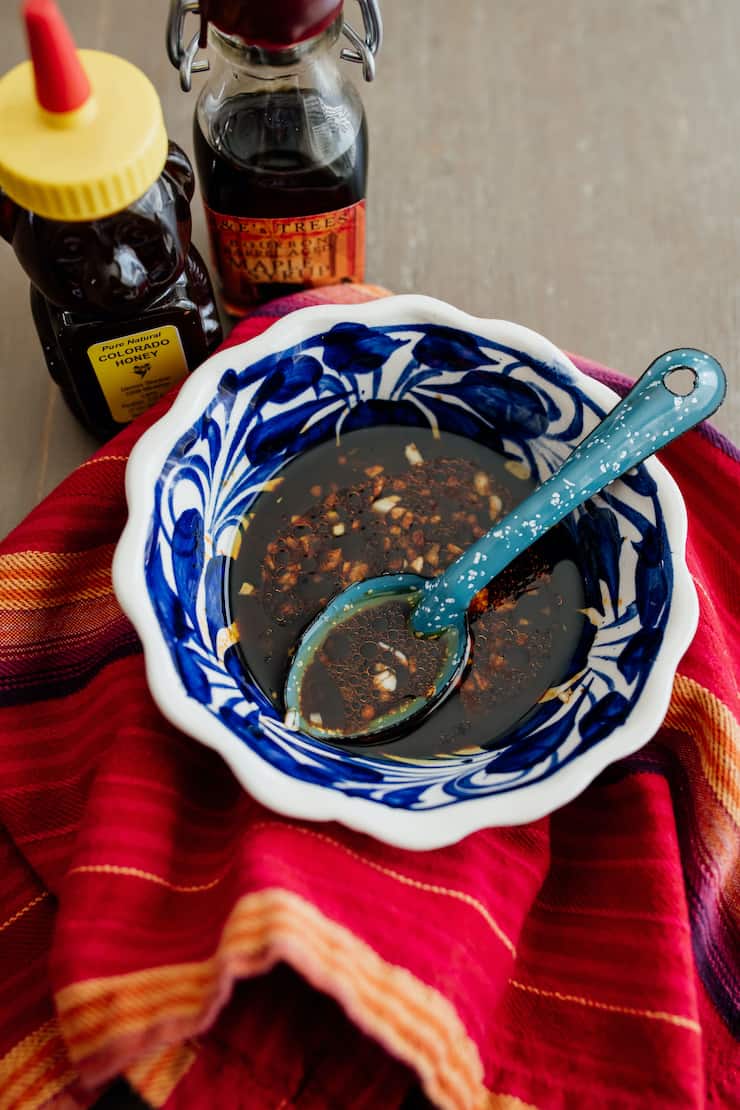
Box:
[412,348,726,635]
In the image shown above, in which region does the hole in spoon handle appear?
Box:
[565,348,726,479]
[662,365,697,397]
[643,348,726,426]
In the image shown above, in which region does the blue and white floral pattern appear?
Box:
[114,299,695,845]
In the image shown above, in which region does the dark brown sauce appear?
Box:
[299,595,455,736]
[193,89,368,311]
[229,427,587,759]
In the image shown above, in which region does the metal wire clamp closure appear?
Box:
[166,0,383,91]
[341,0,383,82]
[166,0,208,93]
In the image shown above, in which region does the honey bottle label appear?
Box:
[86,325,188,424]
[203,199,366,309]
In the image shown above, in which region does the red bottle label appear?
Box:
[203,199,366,312]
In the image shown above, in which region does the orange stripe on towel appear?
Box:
[508,979,701,1034]
[125,1040,199,1108]
[68,864,227,894]
[0,549,114,610]
[250,821,518,957]
[667,674,739,822]
[0,1020,76,1110]
[0,892,50,935]
[56,887,488,1110]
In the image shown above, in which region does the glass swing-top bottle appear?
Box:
[167,0,382,314]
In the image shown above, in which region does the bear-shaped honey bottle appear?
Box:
[0,0,222,440]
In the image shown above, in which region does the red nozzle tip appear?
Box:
[22,0,91,113]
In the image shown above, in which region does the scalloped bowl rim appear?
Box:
[112,295,698,850]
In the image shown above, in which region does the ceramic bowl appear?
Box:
[113,295,697,850]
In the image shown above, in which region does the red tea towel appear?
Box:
[0,285,737,1110]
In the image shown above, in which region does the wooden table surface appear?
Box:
[1,0,737,540]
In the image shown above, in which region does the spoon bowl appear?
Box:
[284,573,469,741]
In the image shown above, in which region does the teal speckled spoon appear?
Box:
[284,349,726,742]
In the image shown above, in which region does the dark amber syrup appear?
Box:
[229,427,589,759]
[193,89,368,310]
[29,263,216,441]
[2,144,222,441]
